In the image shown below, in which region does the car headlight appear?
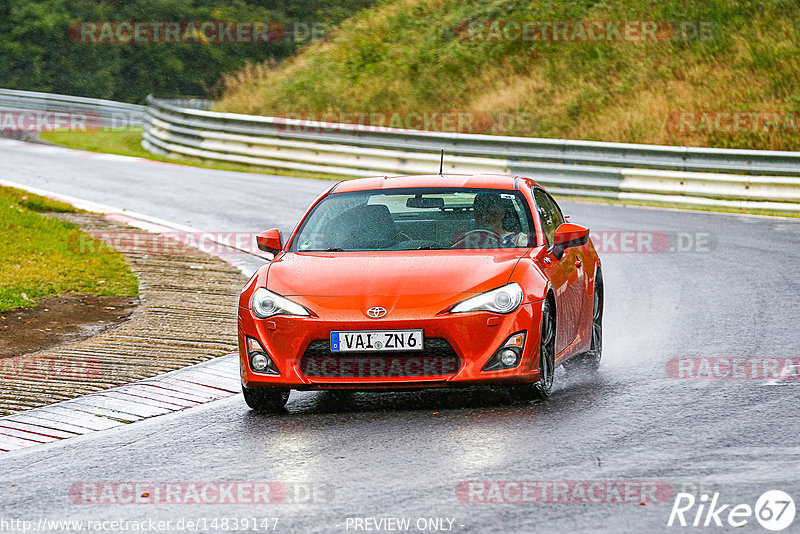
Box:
[450,283,524,314]
[251,288,310,318]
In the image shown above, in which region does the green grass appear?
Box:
[40,129,345,182]
[41,129,152,159]
[0,185,139,312]
[217,0,800,151]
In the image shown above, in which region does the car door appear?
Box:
[532,188,585,354]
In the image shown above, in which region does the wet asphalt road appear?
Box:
[1,140,799,533]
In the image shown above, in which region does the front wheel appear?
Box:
[533,299,555,398]
[242,385,289,412]
[513,298,555,401]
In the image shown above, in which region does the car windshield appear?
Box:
[290,188,536,251]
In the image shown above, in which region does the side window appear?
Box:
[548,191,565,228]
[533,188,564,247]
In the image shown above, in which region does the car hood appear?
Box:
[267,250,525,298]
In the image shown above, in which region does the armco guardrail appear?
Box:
[0,89,145,129]
[142,96,800,214]
[5,87,795,213]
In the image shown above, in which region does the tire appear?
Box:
[533,298,556,399]
[565,269,603,373]
[513,297,555,401]
[242,385,289,412]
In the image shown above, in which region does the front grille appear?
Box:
[300,338,461,378]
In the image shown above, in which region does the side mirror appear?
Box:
[256,228,283,255]
[552,223,589,259]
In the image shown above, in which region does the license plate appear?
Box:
[330,330,424,352]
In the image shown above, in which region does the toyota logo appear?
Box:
[367,306,387,319]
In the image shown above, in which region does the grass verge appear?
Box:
[0,185,139,312]
[40,128,345,182]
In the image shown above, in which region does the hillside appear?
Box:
[216,0,800,151]
[0,0,377,102]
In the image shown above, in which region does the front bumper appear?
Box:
[238,302,543,390]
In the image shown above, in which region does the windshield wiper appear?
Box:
[324,247,345,252]
[417,245,447,250]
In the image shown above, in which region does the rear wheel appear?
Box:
[242,385,289,412]
[565,270,603,373]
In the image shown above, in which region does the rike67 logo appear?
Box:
[668,490,795,531]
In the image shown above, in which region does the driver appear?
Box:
[453,193,527,248]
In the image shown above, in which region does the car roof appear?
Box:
[332,174,540,193]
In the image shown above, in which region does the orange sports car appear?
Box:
[237,174,603,411]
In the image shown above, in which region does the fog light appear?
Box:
[482,331,527,372]
[500,349,518,367]
[246,336,279,375]
[251,353,269,372]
